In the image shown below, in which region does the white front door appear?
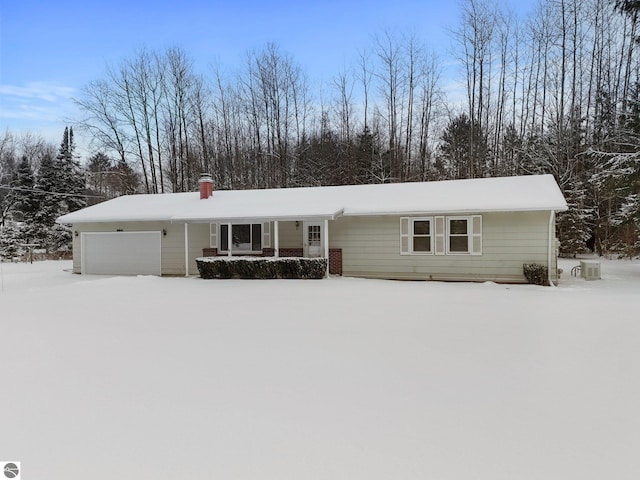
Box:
[303,222,323,258]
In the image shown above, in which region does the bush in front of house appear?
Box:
[196,257,327,279]
[523,263,549,286]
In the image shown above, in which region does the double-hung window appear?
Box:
[412,218,433,254]
[401,215,482,255]
[400,217,433,255]
[446,216,482,255]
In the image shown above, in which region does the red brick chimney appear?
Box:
[199,173,213,199]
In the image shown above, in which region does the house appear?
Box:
[56,174,568,283]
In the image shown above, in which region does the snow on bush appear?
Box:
[523,263,549,285]
[196,256,327,279]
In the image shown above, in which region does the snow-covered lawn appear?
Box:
[1,258,638,479]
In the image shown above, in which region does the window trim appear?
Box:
[410,217,434,255]
[400,217,434,255]
[401,215,482,256]
[215,222,264,254]
[446,216,482,256]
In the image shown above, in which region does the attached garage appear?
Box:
[81,231,161,275]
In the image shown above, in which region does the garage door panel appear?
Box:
[82,232,161,275]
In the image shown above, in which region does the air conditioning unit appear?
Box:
[580,260,601,280]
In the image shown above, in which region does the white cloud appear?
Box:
[0,81,76,103]
[0,82,89,157]
[0,81,79,131]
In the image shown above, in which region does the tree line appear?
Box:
[1,0,639,258]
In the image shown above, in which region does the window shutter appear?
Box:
[263,222,271,248]
[400,217,410,255]
[471,215,482,255]
[210,223,217,248]
[434,216,445,255]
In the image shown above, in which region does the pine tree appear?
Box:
[0,222,29,260]
[55,127,86,214]
[557,180,592,257]
[28,127,86,253]
[439,114,489,179]
[11,156,40,222]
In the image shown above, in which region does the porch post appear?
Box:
[274,220,279,257]
[324,219,329,277]
[184,223,189,277]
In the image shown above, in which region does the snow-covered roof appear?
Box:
[56,174,567,224]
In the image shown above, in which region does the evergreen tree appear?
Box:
[28,127,86,253]
[438,114,489,179]
[11,156,40,222]
[354,126,379,183]
[557,179,592,257]
[34,152,61,228]
[55,126,86,214]
[0,222,29,260]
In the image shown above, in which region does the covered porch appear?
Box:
[179,217,343,277]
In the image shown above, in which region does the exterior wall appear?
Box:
[276,221,302,248]
[71,221,209,275]
[328,211,555,283]
[73,210,556,282]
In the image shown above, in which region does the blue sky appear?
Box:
[0,0,532,153]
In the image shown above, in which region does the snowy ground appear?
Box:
[0,257,638,480]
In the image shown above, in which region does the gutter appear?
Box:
[173,209,345,224]
[341,206,569,217]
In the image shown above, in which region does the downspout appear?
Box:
[184,223,189,277]
[548,210,555,287]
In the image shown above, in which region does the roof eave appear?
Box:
[343,206,568,216]
[173,209,345,224]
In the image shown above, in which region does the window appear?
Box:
[401,215,481,256]
[400,217,433,255]
[446,216,482,255]
[448,218,469,252]
[219,223,263,252]
[412,219,432,253]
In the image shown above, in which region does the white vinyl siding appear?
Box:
[277,221,303,248]
[330,211,553,283]
[71,221,209,276]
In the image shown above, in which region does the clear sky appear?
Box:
[0,0,532,152]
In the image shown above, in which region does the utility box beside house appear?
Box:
[580,260,601,280]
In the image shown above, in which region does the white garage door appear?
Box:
[81,231,162,275]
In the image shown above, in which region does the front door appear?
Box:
[303,222,323,258]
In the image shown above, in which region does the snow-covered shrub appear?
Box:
[196,257,327,279]
[523,263,549,286]
[0,223,28,260]
[223,258,278,279]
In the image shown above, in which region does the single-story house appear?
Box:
[56,174,568,283]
